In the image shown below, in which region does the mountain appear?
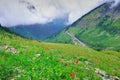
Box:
[47,3,120,51]
[8,18,66,40]
[0,24,120,80]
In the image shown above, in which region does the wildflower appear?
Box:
[75,59,79,64]
[70,73,76,78]
[58,58,62,62]
[45,47,49,50]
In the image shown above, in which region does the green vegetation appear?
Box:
[68,26,120,51]
[0,24,120,80]
[46,30,72,44]
[47,4,120,51]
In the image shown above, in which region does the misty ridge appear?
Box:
[0,0,120,40]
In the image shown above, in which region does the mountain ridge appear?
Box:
[8,18,67,40]
[46,3,120,51]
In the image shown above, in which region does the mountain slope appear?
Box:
[9,19,66,40]
[0,25,120,79]
[47,3,120,51]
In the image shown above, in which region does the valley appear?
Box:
[9,18,66,40]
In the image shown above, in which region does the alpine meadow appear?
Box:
[0,0,120,80]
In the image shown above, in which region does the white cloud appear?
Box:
[0,0,115,27]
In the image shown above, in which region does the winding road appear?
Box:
[65,31,86,46]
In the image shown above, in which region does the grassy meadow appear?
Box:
[0,26,120,80]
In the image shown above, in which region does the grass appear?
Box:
[0,26,120,80]
[67,26,120,51]
[46,30,72,44]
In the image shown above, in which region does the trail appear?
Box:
[65,31,86,46]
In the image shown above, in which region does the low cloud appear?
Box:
[0,0,116,27]
[105,0,120,7]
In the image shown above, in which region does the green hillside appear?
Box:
[0,25,120,79]
[47,4,120,51]
[46,30,72,44]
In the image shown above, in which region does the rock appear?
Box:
[95,68,100,74]
[105,74,111,79]
[95,68,120,80]
[113,76,120,80]
[99,70,106,77]
[35,54,41,57]
[4,44,9,50]
[84,61,91,65]
[10,48,17,54]
[102,77,111,80]
[95,68,106,77]
[3,44,18,54]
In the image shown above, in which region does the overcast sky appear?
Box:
[0,0,119,27]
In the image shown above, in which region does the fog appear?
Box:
[0,0,119,27]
